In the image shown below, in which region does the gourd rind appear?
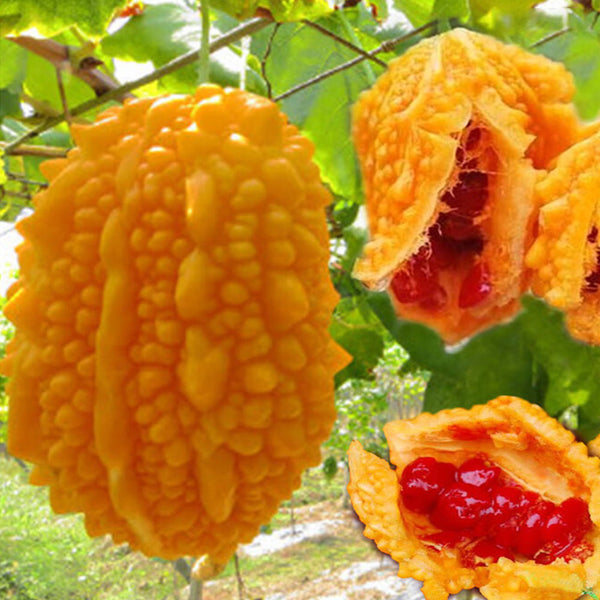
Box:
[526,130,600,345]
[352,28,581,344]
[1,85,350,562]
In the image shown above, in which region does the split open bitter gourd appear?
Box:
[526,129,600,345]
[347,396,600,600]
[1,85,350,562]
[352,28,582,344]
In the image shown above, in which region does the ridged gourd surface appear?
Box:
[1,84,350,562]
[351,28,582,344]
[526,129,600,345]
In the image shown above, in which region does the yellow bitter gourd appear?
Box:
[1,85,350,562]
[526,129,600,345]
[347,397,600,600]
[352,28,582,344]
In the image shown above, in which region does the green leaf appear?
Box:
[331,197,360,229]
[432,0,469,22]
[258,11,386,199]
[536,15,600,120]
[423,316,536,413]
[519,297,600,441]
[23,49,95,116]
[393,0,435,26]
[331,296,386,384]
[0,0,128,38]
[101,2,266,94]
[322,455,338,480]
[209,0,332,22]
[1,117,70,188]
[367,290,600,440]
[0,90,21,120]
[469,0,538,21]
[340,226,367,272]
[0,39,28,90]
[365,291,448,372]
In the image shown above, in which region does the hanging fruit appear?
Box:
[526,129,600,345]
[352,28,582,344]
[347,396,600,600]
[1,84,350,563]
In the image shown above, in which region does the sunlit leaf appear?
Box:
[432,0,469,21]
[0,39,27,90]
[209,0,332,22]
[393,0,435,26]
[23,50,95,117]
[101,1,266,94]
[0,0,128,37]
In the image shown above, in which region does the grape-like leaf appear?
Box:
[331,296,386,384]
[209,0,332,22]
[393,0,435,26]
[0,0,128,37]
[101,1,266,94]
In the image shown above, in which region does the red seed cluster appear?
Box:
[390,126,492,312]
[399,455,593,566]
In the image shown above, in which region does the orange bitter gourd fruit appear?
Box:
[526,129,600,345]
[1,85,350,562]
[347,397,600,600]
[352,28,581,344]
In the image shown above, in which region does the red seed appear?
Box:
[458,261,492,308]
[543,497,591,544]
[399,457,457,514]
[515,500,554,558]
[430,484,491,530]
[428,229,460,268]
[465,128,482,151]
[438,212,483,242]
[445,171,488,215]
[399,454,593,566]
[456,456,500,490]
[390,248,439,304]
[418,284,448,311]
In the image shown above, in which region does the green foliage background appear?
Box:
[2,0,600,450]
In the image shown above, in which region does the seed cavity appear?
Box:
[399,454,593,566]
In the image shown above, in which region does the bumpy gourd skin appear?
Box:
[347,397,600,600]
[352,28,581,344]
[526,130,600,345]
[1,85,349,562]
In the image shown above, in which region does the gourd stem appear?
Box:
[197,0,211,84]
